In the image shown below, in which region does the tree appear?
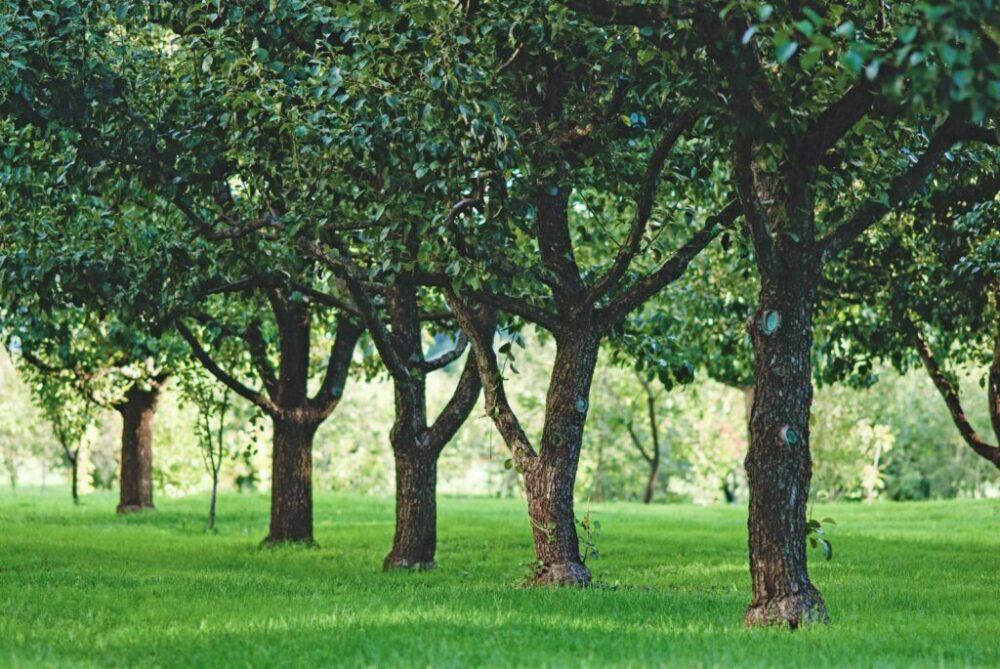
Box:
[0,1,372,542]
[820,151,1000,468]
[419,3,739,585]
[567,0,1000,625]
[23,366,97,504]
[178,368,234,530]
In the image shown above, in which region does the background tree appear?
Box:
[23,367,97,505]
[820,150,1000,467]
[428,2,738,585]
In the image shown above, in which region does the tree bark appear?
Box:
[912,323,1000,467]
[208,472,219,531]
[744,265,828,627]
[264,417,318,544]
[643,460,658,504]
[523,333,600,586]
[384,448,438,570]
[70,453,79,505]
[116,382,161,513]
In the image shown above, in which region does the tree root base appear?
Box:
[382,556,436,572]
[259,536,319,549]
[745,589,830,629]
[531,561,592,586]
[116,504,155,514]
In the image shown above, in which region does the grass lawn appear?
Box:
[1,491,998,668]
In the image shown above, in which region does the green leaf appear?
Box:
[776,40,798,64]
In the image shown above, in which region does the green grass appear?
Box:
[1,491,999,668]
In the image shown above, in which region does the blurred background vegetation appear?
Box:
[3,335,995,506]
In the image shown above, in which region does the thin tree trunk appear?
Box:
[70,454,79,505]
[116,382,161,513]
[643,460,658,504]
[744,271,828,627]
[264,417,318,544]
[384,448,437,570]
[208,471,219,531]
[523,334,600,586]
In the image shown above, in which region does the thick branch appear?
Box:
[444,291,537,466]
[175,321,279,416]
[426,309,498,454]
[820,119,999,262]
[311,318,364,418]
[244,319,278,398]
[419,332,469,372]
[798,80,878,162]
[585,110,698,305]
[912,324,1000,468]
[407,271,561,331]
[599,200,739,325]
[288,280,361,317]
[298,238,413,385]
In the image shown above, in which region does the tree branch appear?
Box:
[584,109,699,306]
[175,321,279,416]
[311,317,364,418]
[419,332,469,372]
[426,309,498,454]
[298,237,414,385]
[911,322,1000,468]
[406,271,562,331]
[818,119,997,262]
[444,291,537,466]
[797,79,878,163]
[599,200,739,325]
[244,319,278,399]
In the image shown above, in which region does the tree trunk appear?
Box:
[116,383,161,513]
[384,448,437,570]
[643,460,658,504]
[524,333,600,586]
[264,417,318,545]
[70,454,79,505]
[743,270,828,627]
[743,385,754,440]
[208,471,219,531]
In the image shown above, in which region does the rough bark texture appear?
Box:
[524,332,600,586]
[380,286,490,571]
[744,222,828,627]
[262,295,321,545]
[384,449,438,570]
[265,417,319,544]
[116,382,161,514]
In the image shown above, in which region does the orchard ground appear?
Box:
[1,491,998,668]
